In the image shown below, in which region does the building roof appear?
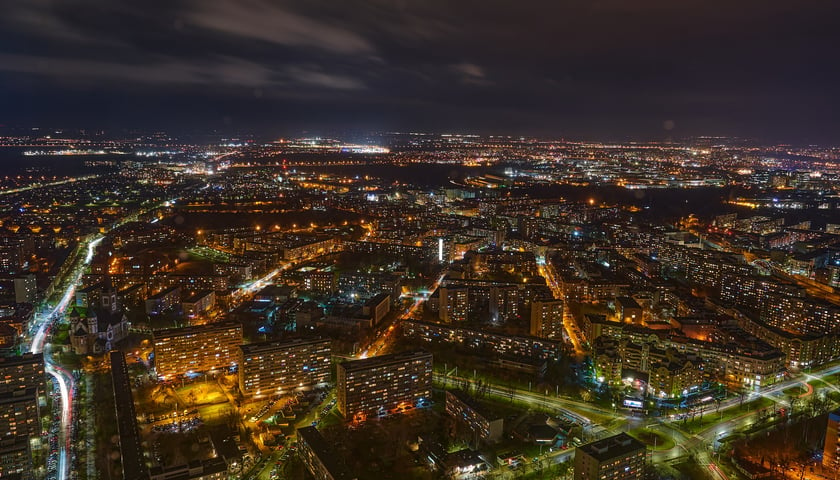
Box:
[183,290,215,303]
[110,351,147,480]
[239,337,330,355]
[153,320,241,338]
[527,424,559,442]
[364,293,390,306]
[577,432,645,462]
[338,349,431,373]
[297,426,354,480]
[616,296,642,309]
[0,352,42,367]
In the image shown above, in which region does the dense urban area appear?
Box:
[2,131,840,480]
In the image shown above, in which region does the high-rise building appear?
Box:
[0,436,32,479]
[439,287,469,322]
[824,408,840,470]
[574,433,645,480]
[0,235,34,274]
[13,274,37,304]
[336,350,432,422]
[530,300,564,339]
[238,338,331,397]
[110,351,146,480]
[0,354,42,480]
[445,391,504,444]
[0,388,40,440]
[0,353,45,395]
[297,426,355,480]
[153,321,242,378]
[402,320,564,361]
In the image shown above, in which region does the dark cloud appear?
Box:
[1,0,839,141]
[187,0,375,55]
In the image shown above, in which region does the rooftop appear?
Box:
[297,426,355,480]
[239,337,330,355]
[577,432,646,462]
[339,349,431,373]
[153,320,241,338]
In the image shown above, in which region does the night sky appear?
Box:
[2,0,839,141]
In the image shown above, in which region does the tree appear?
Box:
[555,459,572,480]
[737,387,747,408]
[787,394,799,416]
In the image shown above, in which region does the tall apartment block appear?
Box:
[574,433,646,480]
[153,321,242,378]
[110,351,147,480]
[297,426,355,480]
[0,353,45,479]
[238,338,332,397]
[530,300,564,339]
[0,353,45,395]
[824,408,840,470]
[0,388,40,440]
[337,350,432,422]
[0,435,33,479]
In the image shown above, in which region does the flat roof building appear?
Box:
[238,338,331,397]
[337,350,432,422]
[574,433,645,480]
[182,290,216,320]
[0,388,40,440]
[0,353,45,395]
[0,435,32,479]
[445,390,504,444]
[153,321,242,378]
[110,351,147,480]
[297,426,355,480]
[148,458,227,480]
[530,300,564,339]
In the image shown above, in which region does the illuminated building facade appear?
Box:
[530,300,564,339]
[0,436,32,479]
[574,433,645,480]
[336,350,432,422]
[0,353,45,395]
[439,287,469,322]
[403,320,563,360]
[0,388,40,439]
[445,391,504,444]
[153,321,242,378]
[238,338,331,397]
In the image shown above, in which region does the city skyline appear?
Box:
[2,2,840,480]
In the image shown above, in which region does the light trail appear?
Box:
[46,364,73,480]
[0,174,100,196]
[31,237,103,355]
[28,236,102,480]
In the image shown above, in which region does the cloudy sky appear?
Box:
[1,0,839,141]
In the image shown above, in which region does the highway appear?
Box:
[27,236,102,480]
[0,174,100,196]
[433,372,617,424]
[644,361,840,479]
[24,191,192,479]
[438,361,840,479]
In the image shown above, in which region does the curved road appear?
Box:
[28,237,103,480]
